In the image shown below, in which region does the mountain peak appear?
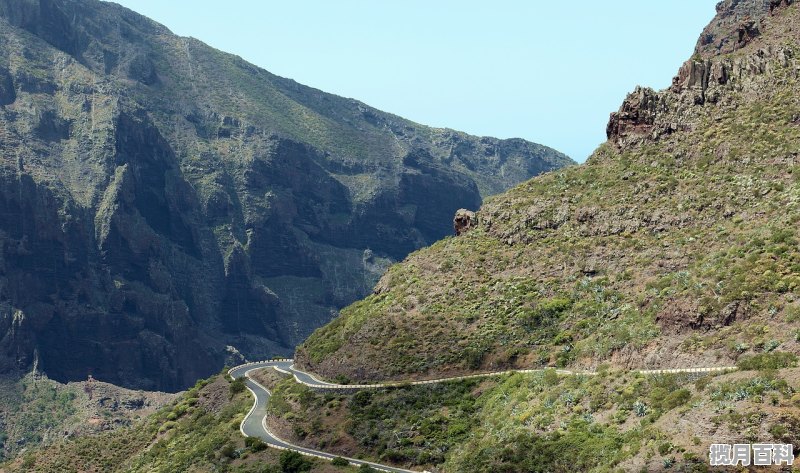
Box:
[695,0,793,57]
[606,0,798,149]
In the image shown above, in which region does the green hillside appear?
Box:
[0,373,359,473]
[298,0,800,384]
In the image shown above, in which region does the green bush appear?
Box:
[279,450,312,473]
[659,442,673,455]
[463,346,486,369]
[737,352,797,370]
[229,377,247,396]
[520,297,572,330]
[331,456,349,466]
[244,436,267,452]
[220,443,237,459]
[663,389,691,410]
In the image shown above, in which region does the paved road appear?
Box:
[230,360,738,471]
[228,361,423,473]
[272,362,737,390]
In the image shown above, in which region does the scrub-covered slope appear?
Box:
[0,373,360,473]
[298,0,800,382]
[0,0,571,390]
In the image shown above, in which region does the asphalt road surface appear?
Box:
[228,360,423,473]
[229,360,737,471]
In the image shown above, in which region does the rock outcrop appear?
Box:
[696,0,795,56]
[607,0,800,148]
[609,46,798,147]
[453,209,477,236]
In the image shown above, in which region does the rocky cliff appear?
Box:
[0,0,572,390]
[298,0,800,382]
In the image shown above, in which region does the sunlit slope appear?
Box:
[298,0,800,382]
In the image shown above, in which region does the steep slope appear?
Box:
[298,0,800,382]
[0,373,360,473]
[0,371,175,462]
[262,365,800,472]
[0,0,571,390]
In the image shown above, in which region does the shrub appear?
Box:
[663,389,691,410]
[229,377,247,396]
[520,297,572,330]
[737,352,797,370]
[21,454,35,469]
[220,443,237,459]
[791,393,800,406]
[463,347,486,370]
[333,375,351,385]
[769,423,788,439]
[158,421,178,433]
[694,376,710,392]
[245,436,267,452]
[331,456,349,466]
[659,442,673,455]
[279,450,312,473]
[542,369,559,386]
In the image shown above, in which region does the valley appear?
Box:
[0,0,570,392]
[3,0,800,471]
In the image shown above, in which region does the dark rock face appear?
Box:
[0,67,14,106]
[606,87,662,145]
[0,0,572,390]
[770,0,794,12]
[0,113,220,391]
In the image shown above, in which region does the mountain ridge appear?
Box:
[4,2,800,472]
[0,0,571,391]
[297,0,800,383]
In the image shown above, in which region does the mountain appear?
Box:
[5,2,800,472]
[298,0,800,382]
[0,0,571,391]
[281,2,800,471]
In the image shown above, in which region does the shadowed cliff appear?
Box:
[0,0,572,390]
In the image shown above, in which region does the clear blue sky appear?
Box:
[111,1,719,162]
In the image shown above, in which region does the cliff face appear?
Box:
[695,0,793,56]
[0,0,572,390]
[298,0,800,382]
[608,0,796,149]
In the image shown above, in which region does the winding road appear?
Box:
[229,360,737,472]
[228,360,423,473]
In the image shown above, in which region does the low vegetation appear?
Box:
[0,372,173,462]
[0,372,357,473]
[0,375,77,461]
[264,367,800,472]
